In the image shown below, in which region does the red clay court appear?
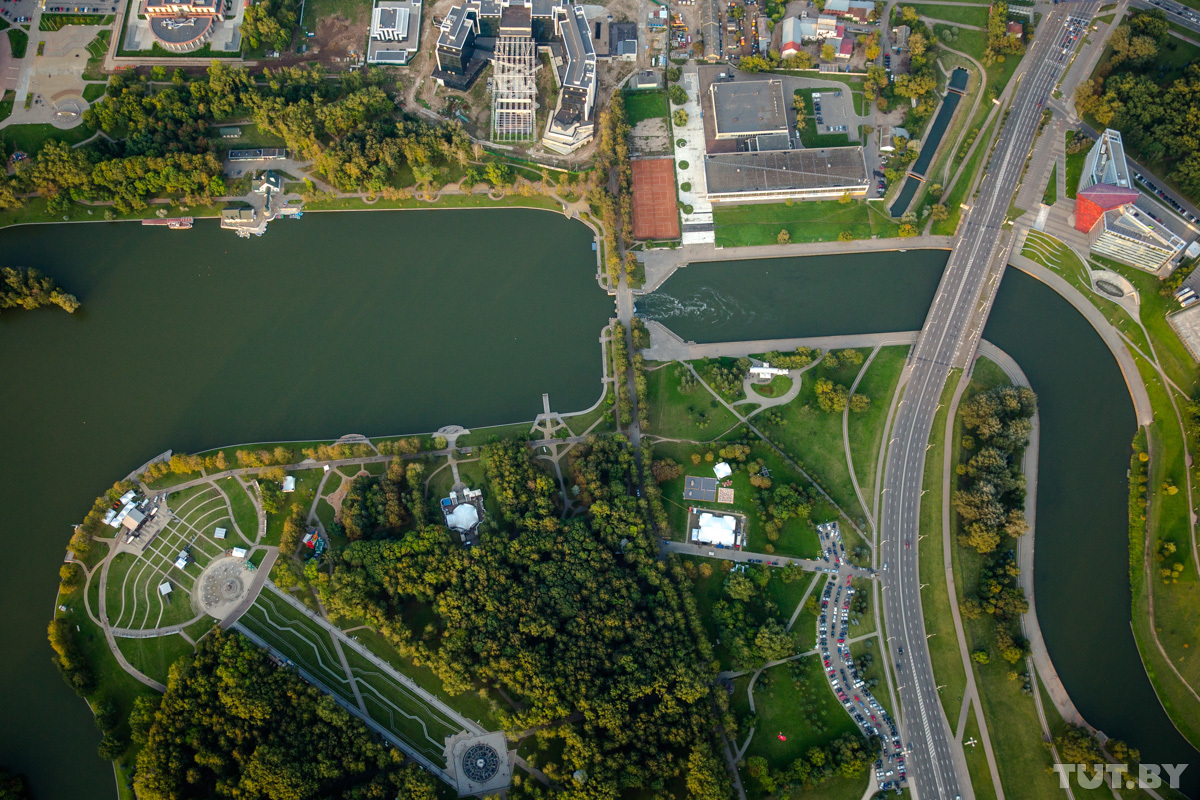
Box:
[631,157,681,240]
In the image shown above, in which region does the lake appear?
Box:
[0,208,611,799]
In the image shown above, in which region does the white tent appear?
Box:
[282,476,296,492]
[446,504,480,533]
[158,581,173,596]
[232,547,248,558]
[713,462,733,479]
[214,527,227,540]
[694,512,737,547]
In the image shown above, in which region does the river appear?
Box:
[0,209,611,799]
[641,255,1200,797]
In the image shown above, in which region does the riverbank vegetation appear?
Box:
[1,266,80,314]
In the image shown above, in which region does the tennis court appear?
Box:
[631,157,681,240]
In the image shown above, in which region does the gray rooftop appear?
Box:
[710,79,788,138]
[438,4,476,50]
[560,4,595,90]
[149,14,213,44]
[704,147,868,195]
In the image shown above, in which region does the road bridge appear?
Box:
[878,3,1098,797]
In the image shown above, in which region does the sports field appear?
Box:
[632,157,681,240]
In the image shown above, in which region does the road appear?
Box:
[877,3,1098,798]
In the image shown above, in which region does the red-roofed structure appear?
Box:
[1006,20,1024,37]
[1075,183,1139,233]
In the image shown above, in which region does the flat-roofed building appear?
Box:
[543,4,597,152]
[710,79,788,139]
[703,146,869,202]
[142,0,221,51]
[368,0,423,64]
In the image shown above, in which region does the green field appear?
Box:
[624,89,668,125]
[756,353,870,521]
[741,657,859,769]
[1064,131,1087,199]
[644,361,740,441]
[7,28,28,59]
[911,3,990,26]
[713,200,901,247]
[238,588,469,760]
[39,13,108,30]
[115,634,196,685]
[1041,163,1058,206]
[846,346,910,503]
[0,90,14,123]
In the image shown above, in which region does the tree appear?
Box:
[755,620,797,661]
[849,393,871,412]
[930,203,949,221]
[725,572,757,601]
[971,648,990,664]
[821,42,836,61]
[673,108,689,126]
[865,42,881,60]
[669,84,688,105]
[838,230,854,241]
[59,562,83,590]
[777,229,791,244]
[838,190,853,205]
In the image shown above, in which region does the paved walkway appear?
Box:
[643,321,920,363]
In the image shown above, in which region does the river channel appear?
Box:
[3,218,1197,797]
[640,256,1200,797]
[0,209,610,799]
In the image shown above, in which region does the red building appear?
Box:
[1075,183,1139,233]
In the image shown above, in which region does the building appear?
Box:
[158,581,173,598]
[703,147,870,202]
[822,0,874,23]
[1074,129,1190,271]
[174,550,190,569]
[609,20,637,60]
[1006,20,1023,38]
[780,16,803,56]
[122,508,146,533]
[830,34,853,58]
[231,546,248,558]
[892,23,909,50]
[282,476,296,492]
[698,0,720,59]
[757,14,771,50]
[630,69,661,89]
[368,0,423,64]
[142,0,221,52]
[441,488,485,542]
[710,79,788,139]
[218,126,241,138]
[227,148,287,161]
[543,4,597,152]
[214,527,227,540]
[433,0,596,149]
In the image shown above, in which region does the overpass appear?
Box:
[878,3,1098,797]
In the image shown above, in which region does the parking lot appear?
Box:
[811,89,854,136]
[0,0,37,24]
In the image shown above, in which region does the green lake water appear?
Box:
[642,256,1200,797]
[0,209,610,799]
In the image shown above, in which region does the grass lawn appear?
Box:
[645,362,740,441]
[940,27,1024,98]
[1064,130,1088,199]
[750,374,793,399]
[918,370,969,722]
[911,3,990,26]
[562,386,613,436]
[302,0,371,27]
[742,657,859,770]
[713,200,900,247]
[116,634,195,685]
[756,353,870,522]
[847,345,909,503]
[303,193,562,214]
[456,419,536,447]
[624,89,668,125]
[7,28,28,58]
[0,90,14,123]
[1042,163,1058,206]
[961,704,999,800]
[0,120,95,155]
[216,477,260,541]
[82,82,107,102]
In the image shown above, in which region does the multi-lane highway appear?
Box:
[878,3,1098,797]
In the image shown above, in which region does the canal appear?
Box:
[641,255,1200,797]
[0,209,611,799]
